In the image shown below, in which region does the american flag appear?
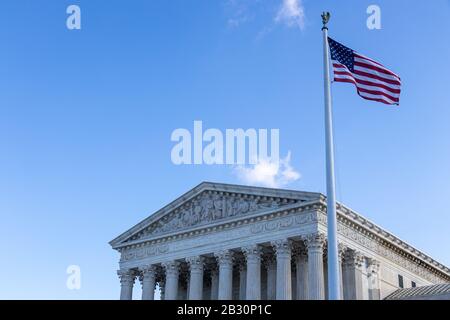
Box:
[328,37,401,105]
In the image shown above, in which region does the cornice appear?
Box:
[315,202,450,282]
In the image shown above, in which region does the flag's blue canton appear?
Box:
[328,37,354,72]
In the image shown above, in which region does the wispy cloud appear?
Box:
[234,151,301,188]
[274,0,306,30]
[225,0,259,29]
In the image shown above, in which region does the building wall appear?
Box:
[116,204,449,300]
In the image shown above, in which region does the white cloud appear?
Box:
[225,0,258,29]
[234,151,301,188]
[275,0,306,30]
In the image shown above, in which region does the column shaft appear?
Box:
[163,261,180,300]
[118,269,136,300]
[295,250,308,300]
[140,266,156,300]
[210,269,219,300]
[305,233,326,300]
[187,256,204,300]
[342,250,364,300]
[215,250,233,300]
[368,258,381,300]
[265,259,277,300]
[243,245,261,300]
[338,243,347,299]
[272,239,292,300]
[239,268,247,300]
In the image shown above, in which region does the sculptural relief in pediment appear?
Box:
[125,191,300,242]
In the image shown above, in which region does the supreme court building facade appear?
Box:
[109,182,450,300]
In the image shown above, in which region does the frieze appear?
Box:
[120,244,169,262]
[250,211,318,234]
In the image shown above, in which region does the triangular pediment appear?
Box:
[110,182,322,248]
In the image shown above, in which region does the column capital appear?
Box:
[303,232,326,251]
[186,256,205,272]
[215,249,234,267]
[242,244,262,263]
[139,265,156,275]
[138,265,156,282]
[162,261,180,276]
[343,250,364,268]
[271,239,293,257]
[367,258,380,274]
[338,242,347,262]
[117,269,137,285]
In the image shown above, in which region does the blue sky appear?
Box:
[1,0,449,299]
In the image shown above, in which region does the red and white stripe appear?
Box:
[332,53,401,105]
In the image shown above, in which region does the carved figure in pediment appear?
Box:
[181,206,191,226]
[135,192,296,240]
[200,196,213,221]
[226,198,237,217]
[193,200,203,217]
[236,200,250,215]
[189,207,200,225]
[212,194,223,220]
[249,199,259,211]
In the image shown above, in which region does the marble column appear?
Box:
[243,244,262,300]
[177,280,188,300]
[291,268,297,300]
[261,267,268,300]
[162,261,180,300]
[203,281,211,300]
[367,258,381,300]
[342,250,364,300]
[187,256,204,300]
[304,233,326,300]
[264,255,277,300]
[238,263,247,300]
[338,243,347,299]
[118,269,136,300]
[139,265,156,300]
[159,280,165,300]
[295,248,308,300]
[272,239,292,300]
[210,267,219,300]
[215,250,234,300]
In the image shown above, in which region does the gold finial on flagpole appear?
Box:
[321,12,331,30]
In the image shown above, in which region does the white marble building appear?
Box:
[109,182,450,300]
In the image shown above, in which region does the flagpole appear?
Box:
[321,12,341,300]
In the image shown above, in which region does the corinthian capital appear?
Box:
[242,244,262,263]
[303,232,326,252]
[138,265,156,282]
[117,269,137,285]
[343,250,364,268]
[162,261,180,276]
[367,258,380,274]
[214,249,234,267]
[186,256,205,272]
[338,242,347,262]
[271,239,293,257]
